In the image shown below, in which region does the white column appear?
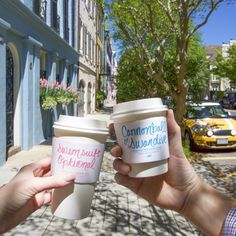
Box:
[48,51,57,84]
[32,42,44,145]
[62,59,69,86]
[22,38,35,149]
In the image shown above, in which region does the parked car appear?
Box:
[183,102,236,151]
[219,92,236,109]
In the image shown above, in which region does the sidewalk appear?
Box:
[0,110,234,236]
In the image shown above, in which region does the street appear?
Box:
[200,109,236,177]
[202,150,236,175]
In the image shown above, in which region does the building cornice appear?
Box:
[1,0,78,58]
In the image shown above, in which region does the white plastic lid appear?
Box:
[53,115,109,135]
[111,98,167,120]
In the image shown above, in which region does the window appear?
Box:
[64,0,69,42]
[34,0,40,15]
[34,0,46,21]
[92,39,95,63]
[92,1,95,18]
[84,27,87,56]
[52,0,59,33]
[79,23,83,53]
[88,33,91,60]
[88,0,91,13]
[71,0,75,47]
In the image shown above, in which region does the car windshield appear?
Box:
[186,105,229,119]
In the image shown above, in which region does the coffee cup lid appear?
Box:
[54,115,109,135]
[111,98,167,120]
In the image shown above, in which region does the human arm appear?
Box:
[0,158,75,233]
[111,109,235,236]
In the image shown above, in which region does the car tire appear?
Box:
[184,131,197,152]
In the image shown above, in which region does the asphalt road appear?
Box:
[202,150,236,172]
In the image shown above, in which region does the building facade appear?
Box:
[100,30,117,106]
[206,39,236,99]
[77,0,97,116]
[0,0,79,165]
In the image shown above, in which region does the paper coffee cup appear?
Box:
[51,115,109,220]
[111,98,169,178]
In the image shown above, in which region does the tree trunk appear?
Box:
[174,94,186,124]
[172,86,187,135]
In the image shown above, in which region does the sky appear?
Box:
[199,2,236,45]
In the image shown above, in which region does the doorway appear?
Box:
[6,46,14,151]
[6,44,21,158]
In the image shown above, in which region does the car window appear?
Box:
[186,105,228,119]
[228,93,236,99]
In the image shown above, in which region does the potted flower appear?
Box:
[40,79,58,110]
[56,86,78,105]
[40,79,79,110]
[96,90,107,108]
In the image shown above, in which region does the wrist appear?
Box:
[0,185,9,233]
[181,180,235,236]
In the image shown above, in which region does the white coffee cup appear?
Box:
[51,115,109,220]
[111,98,169,178]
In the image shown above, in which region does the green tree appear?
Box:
[107,0,227,124]
[214,44,236,89]
[116,48,162,102]
[117,37,210,104]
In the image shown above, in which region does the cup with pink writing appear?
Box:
[111,98,169,178]
[51,115,109,220]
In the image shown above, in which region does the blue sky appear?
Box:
[199,2,236,45]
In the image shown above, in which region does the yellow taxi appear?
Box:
[183,102,236,151]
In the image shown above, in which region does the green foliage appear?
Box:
[96,90,107,109]
[96,91,107,101]
[116,38,210,104]
[186,37,211,102]
[214,44,236,89]
[55,87,78,105]
[116,48,168,102]
[41,95,57,110]
[106,0,223,123]
[215,90,226,100]
[182,139,192,159]
[95,0,104,7]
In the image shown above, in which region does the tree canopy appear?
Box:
[106,0,231,124]
[214,44,236,90]
[117,36,210,104]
